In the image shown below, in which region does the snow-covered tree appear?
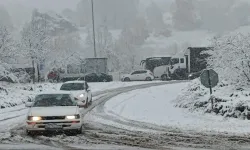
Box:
[0,26,18,81]
[48,32,84,70]
[20,10,51,82]
[130,17,150,45]
[146,2,165,30]
[0,6,13,29]
[86,25,113,57]
[172,0,200,31]
[206,34,250,85]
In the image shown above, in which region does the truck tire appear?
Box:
[161,74,170,81]
[124,77,130,82]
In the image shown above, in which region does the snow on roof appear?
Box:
[63,81,86,84]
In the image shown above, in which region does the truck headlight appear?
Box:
[66,114,80,119]
[28,116,42,121]
[79,94,84,98]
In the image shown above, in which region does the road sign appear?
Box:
[200,69,219,89]
[200,69,219,110]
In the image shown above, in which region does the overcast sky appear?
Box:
[0,0,80,12]
[0,0,172,12]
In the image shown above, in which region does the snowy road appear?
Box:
[1,81,250,150]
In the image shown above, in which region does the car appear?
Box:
[121,70,154,81]
[78,73,113,82]
[60,81,92,108]
[25,92,84,135]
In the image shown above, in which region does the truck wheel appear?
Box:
[124,77,130,82]
[145,77,152,81]
[161,75,169,81]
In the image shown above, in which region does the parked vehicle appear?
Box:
[121,70,154,82]
[60,81,92,108]
[60,58,108,82]
[78,73,113,82]
[25,92,84,135]
[140,47,212,81]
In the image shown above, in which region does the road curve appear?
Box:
[2,80,249,150]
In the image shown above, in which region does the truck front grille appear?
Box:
[41,116,65,120]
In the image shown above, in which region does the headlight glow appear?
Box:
[79,94,84,98]
[66,115,76,119]
[29,116,42,121]
[66,114,80,119]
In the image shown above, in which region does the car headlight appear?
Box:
[28,116,42,121]
[79,94,84,98]
[65,114,80,119]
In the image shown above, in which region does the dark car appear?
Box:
[78,73,113,82]
[188,71,203,80]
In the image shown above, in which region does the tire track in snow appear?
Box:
[6,81,198,150]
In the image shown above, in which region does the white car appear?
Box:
[121,70,154,81]
[25,92,84,135]
[60,81,92,108]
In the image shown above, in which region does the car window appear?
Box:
[33,94,76,107]
[60,83,85,91]
[180,58,184,63]
[131,71,140,75]
[141,71,147,74]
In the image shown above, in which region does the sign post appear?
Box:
[200,69,219,109]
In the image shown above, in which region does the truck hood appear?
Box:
[29,106,79,116]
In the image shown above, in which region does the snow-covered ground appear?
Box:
[0,81,162,109]
[87,82,250,135]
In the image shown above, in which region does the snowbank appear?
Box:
[90,83,250,134]
[175,79,250,119]
[0,82,59,109]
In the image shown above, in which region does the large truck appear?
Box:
[141,47,212,80]
[59,57,108,82]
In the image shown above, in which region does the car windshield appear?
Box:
[33,94,76,107]
[60,83,85,91]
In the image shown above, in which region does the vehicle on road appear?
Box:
[121,70,154,82]
[60,57,108,82]
[25,92,84,135]
[140,47,212,81]
[60,81,92,108]
[77,73,113,82]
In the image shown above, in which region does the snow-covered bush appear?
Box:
[175,33,250,119]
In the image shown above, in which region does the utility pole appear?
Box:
[91,0,97,57]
